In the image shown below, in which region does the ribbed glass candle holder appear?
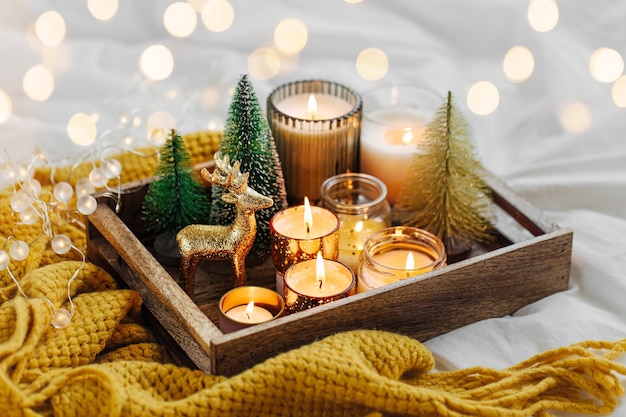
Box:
[267,80,362,205]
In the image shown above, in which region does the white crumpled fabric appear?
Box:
[1,1,625,415]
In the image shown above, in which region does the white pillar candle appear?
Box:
[359,85,441,205]
[360,106,429,205]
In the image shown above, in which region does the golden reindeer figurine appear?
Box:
[176,152,273,299]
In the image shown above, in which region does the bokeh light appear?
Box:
[247,47,280,80]
[67,113,98,146]
[139,44,174,81]
[0,90,12,124]
[503,46,534,82]
[164,2,197,38]
[612,75,626,107]
[201,0,234,32]
[87,0,119,21]
[467,81,500,115]
[23,65,55,102]
[274,18,308,55]
[528,0,559,32]
[35,11,66,46]
[589,47,624,83]
[356,48,388,81]
[560,101,591,133]
[344,0,363,3]
[146,111,176,146]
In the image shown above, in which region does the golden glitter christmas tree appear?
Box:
[396,91,494,256]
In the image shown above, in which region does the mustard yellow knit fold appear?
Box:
[2,132,625,416]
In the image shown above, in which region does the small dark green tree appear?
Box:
[396,91,494,254]
[209,74,287,262]
[142,129,211,236]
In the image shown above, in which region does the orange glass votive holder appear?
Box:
[218,286,285,334]
[284,258,355,314]
[270,204,340,294]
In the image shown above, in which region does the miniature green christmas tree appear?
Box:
[209,74,287,262]
[395,91,494,255]
[142,129,211,237]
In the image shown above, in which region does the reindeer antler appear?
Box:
[202,151,249,194]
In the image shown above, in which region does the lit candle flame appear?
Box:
[244,300,255,320]
[303,196,313,234]
[308,94,317,120]
[315,251,325,289]
[402,128,413,144]
[405,252,415,270]
[354,220,363,233]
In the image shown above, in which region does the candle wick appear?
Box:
[318,279,323,289]
[306,224,310,234]
[245,311,251,320]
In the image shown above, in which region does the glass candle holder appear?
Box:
[284,258,355,314]
[270,205,339,295]
[359,84,442,205]
[267,80,362,205]
[357,226,447,293]
[218,286,285,333]
[320,172,391,273]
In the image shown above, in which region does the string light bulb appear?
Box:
[53,181,74,204]
[88,167,107,188]
[51,308,72,329]
[75,178,95,196]
[77,194,97,215]
[51,234,72,255]
[9,240,30,261]
[101,158,122,179]
[2,163,16,180]
[10,191,31,213]
[22,179,42,197]
[19,207,39,225]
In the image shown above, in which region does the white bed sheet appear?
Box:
[1,1,625,415]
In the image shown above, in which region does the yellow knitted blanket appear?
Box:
[2,132,626,417]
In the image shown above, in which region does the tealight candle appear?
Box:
[270,197,339,294]
[267,80,362,204]
[225,301,273,324]
[218,286,285,333]
[284,252,355,314]
[320,173,391,272]
[357,226,447,293]
[359,84,441,205]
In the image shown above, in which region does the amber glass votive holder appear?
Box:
[283,258,356,314]
[267,79,362,205]
[357,226,447,293]
[270,205,340,294]
[218,286,285,334]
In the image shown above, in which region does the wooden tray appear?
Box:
[86,172,572,376]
